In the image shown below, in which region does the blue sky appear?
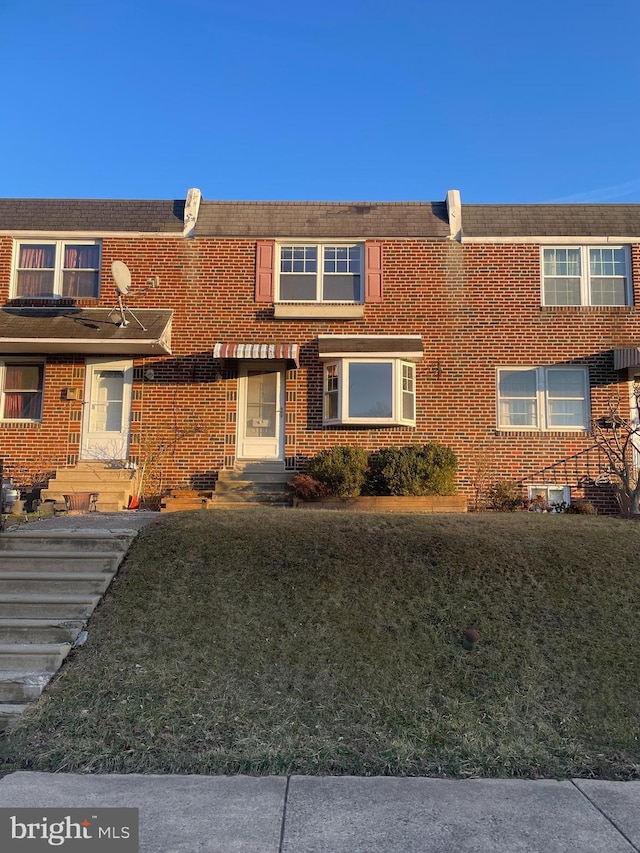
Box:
[2,0,639,203]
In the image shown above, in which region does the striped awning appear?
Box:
[614,348,640,370]
[213,342,299,366]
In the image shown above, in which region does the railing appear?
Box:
[518,444,613,488]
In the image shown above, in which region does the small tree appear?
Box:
[592,388,640,514]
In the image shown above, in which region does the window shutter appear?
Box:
[365,241,383,303]
[255,240,275,302]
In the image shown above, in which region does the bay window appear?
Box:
[324,359,416,426]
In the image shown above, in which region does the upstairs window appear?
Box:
[542,247,631,306]
[14,240,101,299]
[278,244,362,302]
[1,361,44,421]
[497,366,589,431]
[323,359,415,426]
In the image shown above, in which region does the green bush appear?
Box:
[367,444,458,496]
[487,479,524,512]
[306,446,369,498]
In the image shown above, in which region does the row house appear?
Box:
[1,190,639,511]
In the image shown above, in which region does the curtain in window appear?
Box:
[3,364,43,419]
[63,245,100,298]
[16,245,56,297]
[64,245,100,269]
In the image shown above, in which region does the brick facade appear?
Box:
[1,194,640,513]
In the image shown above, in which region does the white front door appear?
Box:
[81,358,133,461]
[237,363,284,460]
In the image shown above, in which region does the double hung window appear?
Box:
[542,247,631,306]
[14,240,101,299]
[278,244,362,302]
[497,367,588,430]
[0,361,44,421]
[324,359,415,425]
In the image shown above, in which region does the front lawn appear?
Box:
[2,510,640,778]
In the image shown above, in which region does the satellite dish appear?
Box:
[111,260,131,295]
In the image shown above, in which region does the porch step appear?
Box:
[0,574,113,596]
[0,619,85,644]
[41,463,137,513]
[0,642,72,672]
[0,528,137,730]
[0,671,53,703]
[160,491,214,513]
[0,594,102,619]
[0,703,30,729]
[0,532,134,553]
[0,552,122,572]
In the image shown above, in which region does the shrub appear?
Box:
[487,479,524,512]
[367,444,458,496]
[565,499,597,515]
[290,474,332,501]
[306,446,369,498]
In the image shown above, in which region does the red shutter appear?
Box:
[365,241,383,303]
[255,240,275,302]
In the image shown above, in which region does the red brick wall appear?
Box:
[1,233,639,512]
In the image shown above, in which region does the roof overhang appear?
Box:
[317,334,424,361]
[614,347,640,370]
[213,342,300,367]
[0,308,173,355]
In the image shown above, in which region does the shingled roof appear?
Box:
[0,199,185,232]
[194,201,450,238]
[462,204,640,238]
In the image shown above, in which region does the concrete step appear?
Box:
[218,469,290,484]
[0,703,30,729]
[40,491,131,512]
[0,552,121,572]
[0,532,134,553]
[47,468,136,482]
[233,461,287,473]
[0,594,101,619]
[0,642,71,672]
[215,479,292,494]
[0,619,84,644]
[0,573,113,596]
[0,671,52,703]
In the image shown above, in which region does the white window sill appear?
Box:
[324,420,416,428]
[274,303,365,320]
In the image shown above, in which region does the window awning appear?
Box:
[213,342,300,366]
[614,348,640,370]
[0,308,173,355]
[317,334,424,361]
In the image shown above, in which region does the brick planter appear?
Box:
[293,496,468,513]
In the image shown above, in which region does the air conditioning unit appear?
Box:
[62,387,82,401]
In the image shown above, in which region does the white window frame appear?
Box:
[0,359,45,422]
[12,239,101,300]
[323,358,416,426]
[541,246,632,306]
[496,366,589,431]
[276,242,363,303]
[527,484,571,510]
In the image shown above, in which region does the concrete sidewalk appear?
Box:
[0,773,639,852]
